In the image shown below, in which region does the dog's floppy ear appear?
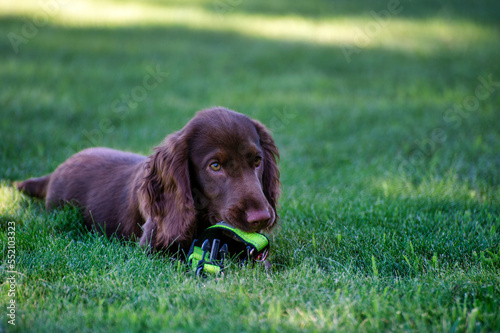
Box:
[140,130,196,249]
[252,120,281,224]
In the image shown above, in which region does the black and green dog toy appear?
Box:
[187,222,270,276]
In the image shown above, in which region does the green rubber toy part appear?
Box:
[187,222,269,276]
[188,245,222,274]
[206,222,269,252]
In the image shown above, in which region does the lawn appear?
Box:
[1,0,500,331]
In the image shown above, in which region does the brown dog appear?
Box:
[17,107,280,252]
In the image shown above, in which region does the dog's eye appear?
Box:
[209,162,222,172]
[254,156,262,167]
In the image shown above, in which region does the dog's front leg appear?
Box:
[140,218,157,249]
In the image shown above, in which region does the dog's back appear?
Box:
[17,147,147,237]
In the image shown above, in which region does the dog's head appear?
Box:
[140,107,280,249]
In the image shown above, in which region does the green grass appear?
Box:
[1,0,500,331]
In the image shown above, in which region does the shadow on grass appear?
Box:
[1,13,499,181]
[273,192,499,277]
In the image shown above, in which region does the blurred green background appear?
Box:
[1,0,499,193]
[1,0,499,331]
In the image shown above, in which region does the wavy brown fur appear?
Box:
[17,107,280,252]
